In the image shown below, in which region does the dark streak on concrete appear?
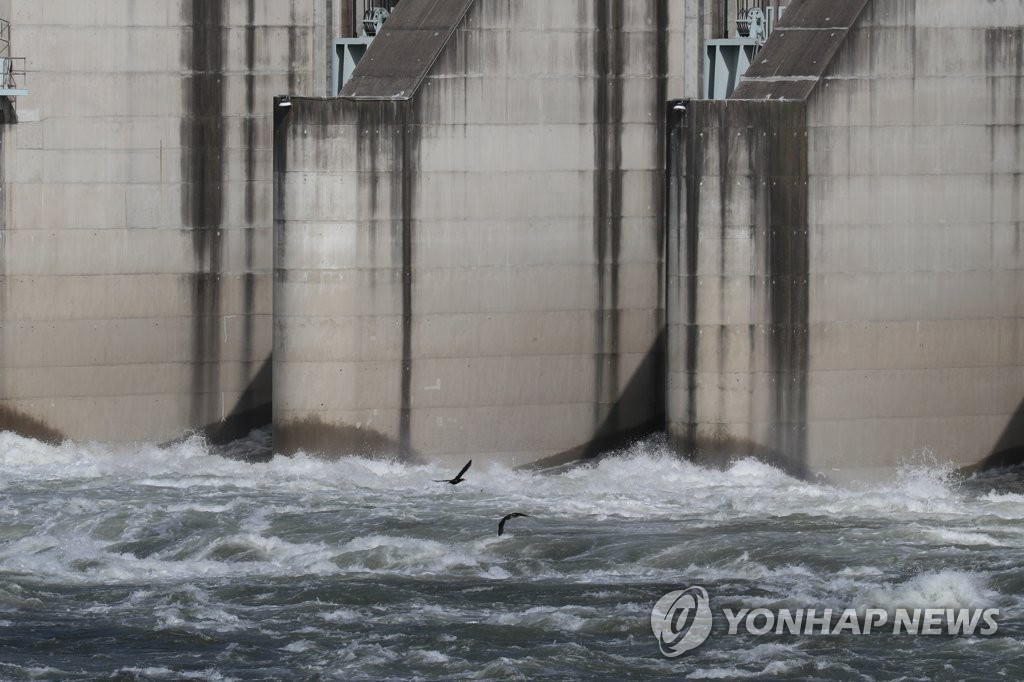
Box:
[276,416,415,461]
[362,100,416,456]
[244,0,257,226]
[288,4,299,93]
[0,406,64,444]
[273,98,290,259]
[398,103,416,455]
[241,0,258,418]
[699,0,706,88]
[356,103,379,285]
[272,96,291,456]
[715,104,730,425]
[763,104,810,473]
[326,0,335,94]
[592,0,624,431]
[0,116,8,415]
[681,104,701,453]
[653,0,669,424]
[673,101,809,474]
[182,0,226,430]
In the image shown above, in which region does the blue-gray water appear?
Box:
[1,429,1022,680]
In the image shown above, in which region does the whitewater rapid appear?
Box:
[0,430,1021,680]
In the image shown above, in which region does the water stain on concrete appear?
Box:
[0,406,64,444]
[181,0,226,430]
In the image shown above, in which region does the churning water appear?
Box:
[1,429,1022,680]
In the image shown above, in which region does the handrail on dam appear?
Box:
[0,19,27,98]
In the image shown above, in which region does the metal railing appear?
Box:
[0,56,26,92]
[344,0,400,37]
[0,19,26,95]
[735,0,784,40]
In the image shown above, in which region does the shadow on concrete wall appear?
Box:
[530,330,667,468]
[201,355,272,448]
[669,430,810,480]
[273,416,415,462]
[967,397,1024,473]
[0,406,64,444]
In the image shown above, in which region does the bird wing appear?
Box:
[454,459,472,479]
[498,517,507,536]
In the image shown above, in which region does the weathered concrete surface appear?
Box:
[0,0,335,443]
[669,0,1024,480]
[274,0,687,465]
[668,100,810,476]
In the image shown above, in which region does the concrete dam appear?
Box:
[0,0,1021,481]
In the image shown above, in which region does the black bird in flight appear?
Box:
[435,459,472,485]
[498,512,529,536]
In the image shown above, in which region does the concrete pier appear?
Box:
[0,0,338,443]
[273,0,686,466]
[668,0,1024,480]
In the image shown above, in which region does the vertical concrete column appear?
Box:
[273,0,686,465]
[667,100,809,476]
[0,0,323,444]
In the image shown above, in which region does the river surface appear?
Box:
[0,429,1021,680]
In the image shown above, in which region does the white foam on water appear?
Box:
[113,667,238,682]
[0,429,982,524]
[1,429,1021,679]
[333,641,401,666]
[856,570,999,610]
[0,520,342,585]
[407,649,451,664]
[334,534,485,575]
[690,642,812,679]
[486,605,592,632]
[318,607,369,623]
[922,528,1010,547]
[0,664,67,679]
[688,659,807,680]
[976,491,1024,519]
[151,585,252,635]
[282,640,314,653]
[0,428,1003,591]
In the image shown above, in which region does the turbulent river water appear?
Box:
[1,429,1022,680]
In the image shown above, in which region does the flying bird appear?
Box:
[498,512,529,536]
[435,459,472,485]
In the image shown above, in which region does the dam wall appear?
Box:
[0,0,1020,478]
[669,0,1024,480]
[273,0,687,466]
[0,0,343,443]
